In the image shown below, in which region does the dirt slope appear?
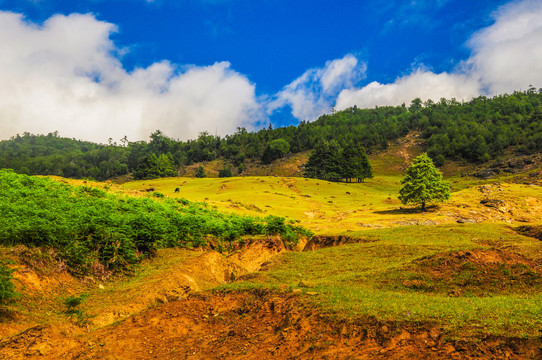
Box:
[3,290,540,360]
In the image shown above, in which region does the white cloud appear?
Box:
[0,11,261,143]
[336,70,480,109]
[3,0,542,142]
[267,54,366,121]
[336,0,542,111]
[467,0,542,94]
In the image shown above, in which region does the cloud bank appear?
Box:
[336,0,542,110]
[0,12,261,143]
[1,0,542,142]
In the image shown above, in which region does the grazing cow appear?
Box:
[174,187,180,193]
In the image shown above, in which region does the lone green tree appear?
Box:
[398,153,450,211]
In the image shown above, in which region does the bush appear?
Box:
[0,261,17,305]
[218,168,233,178]
[0,170,312,275]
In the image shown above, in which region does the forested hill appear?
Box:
[1,89,541,180]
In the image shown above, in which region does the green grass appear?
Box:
[121,174,542,236]
[225,223,542,337]
[0,170,309,275]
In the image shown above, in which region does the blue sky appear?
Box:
[0,0,541,142]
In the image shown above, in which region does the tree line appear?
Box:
[1,89,541,180]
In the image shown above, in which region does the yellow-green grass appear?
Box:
[225,223,542,337]
[121,175,542,234]
[121,175,417,233]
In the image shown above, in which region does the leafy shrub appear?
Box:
[194,165,206,178]
[265,215,286,235]
[0,170,311,275]
[218,168,233,178]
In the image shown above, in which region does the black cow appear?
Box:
[174,187,180,193]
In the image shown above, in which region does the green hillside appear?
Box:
[0,170,309,276]
[1,90,541,180]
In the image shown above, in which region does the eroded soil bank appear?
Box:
[2,236,541,359]
[2,290,541,360]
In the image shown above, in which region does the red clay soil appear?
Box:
[2,290,541,360]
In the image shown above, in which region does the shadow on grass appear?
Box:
[374,205,438,215]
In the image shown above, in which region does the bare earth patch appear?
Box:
[2,290,541,360]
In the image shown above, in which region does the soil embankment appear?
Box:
[3,290,541,359]
[2,237,541,359]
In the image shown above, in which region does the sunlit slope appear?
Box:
[227,222,542,337]
[121,175,542,234]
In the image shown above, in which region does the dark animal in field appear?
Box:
[175,188,180,193]
[145,187,155,192]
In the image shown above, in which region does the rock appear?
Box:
[155,296,167,304]
[457,218,476,224]
[381,325,389,333]
[480,198,504,208]
[165,289,187,302]
[444,343,456,354]
[421,220,437,226]
[473,169,499,179]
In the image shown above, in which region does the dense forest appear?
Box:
[1,89,541,180]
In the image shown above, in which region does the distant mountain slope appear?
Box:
[1,89,541,180]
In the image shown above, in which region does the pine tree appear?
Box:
[194,165,206,178]
[0,261,17,305]
[398,153,450,211]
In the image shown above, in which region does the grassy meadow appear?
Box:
[118,162,542,338]
[226,223,542,337]
[121,173,542,234]
[3,143,542,342]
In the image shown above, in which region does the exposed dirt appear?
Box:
[3,239,542,359]
[396,249,542,296]
[2,290,541,360]
[515,225,542,241]
[0,237,287,337]
[303,235,359,251]
[227,236,287,272]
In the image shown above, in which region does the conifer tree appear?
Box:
[194,165,207,178]
[398,153,450,211]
